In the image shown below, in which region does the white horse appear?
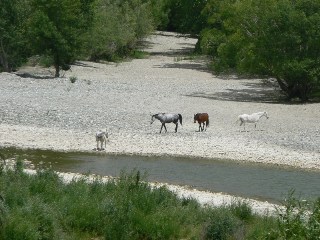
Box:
[95,129,109,150]
[237,112,269,131]
[150,113,183,133]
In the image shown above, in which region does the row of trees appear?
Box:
[161,0,320,101]
[0,0,163,77]
[1,0,320,101]
[172,0,319,102]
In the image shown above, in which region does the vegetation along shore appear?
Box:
[1,0,319,239]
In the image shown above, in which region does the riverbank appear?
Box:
[1,31,318,214]
[1,158,279,215]
[0,31,319,170]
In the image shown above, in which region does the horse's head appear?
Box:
[150,114,156,124]
[263,112,269,119]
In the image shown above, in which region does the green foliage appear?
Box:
[0,0,31,72]
[230,200,254,223]
[149,0,171,30]
[1,0,167,73]
[26,0,95,77]
[204,207,240,240]
[0,164,285,239]
[2,160,318,239]
[69,76,77,84]
[198,0,320,101]
[266,192,320,239]
[83,0,155,62]
[166,0,208,34]
[130,50,149,59]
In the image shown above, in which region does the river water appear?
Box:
[2,148,320,203]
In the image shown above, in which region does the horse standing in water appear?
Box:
[150,113,183,133]
[194,113,209,132]
[237,111,269,131]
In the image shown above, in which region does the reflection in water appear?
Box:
[1,147,320,203]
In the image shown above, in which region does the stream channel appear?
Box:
[3,148,320,203]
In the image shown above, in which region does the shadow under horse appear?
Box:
[151,113,183,133]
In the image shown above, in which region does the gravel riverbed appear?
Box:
[1,31,319,213]
[1,31,319,170]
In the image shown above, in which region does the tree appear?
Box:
[27,0,95,77]
[0,0,31,72]
[166,0,207,34]
[83,0,155,62]
[199,0,320,101]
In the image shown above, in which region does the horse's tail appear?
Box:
[178,114,182,125]
[206,117,209,127]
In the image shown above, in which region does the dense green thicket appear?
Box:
[165,0,207,35]
[196,0,320,101]
[0,0,30,72]
[1,0,320,101]
[160,0,320,101]
[0,0,163,77]
[27,0,95,77]
[83,0,155,62]
[0,157,320,239]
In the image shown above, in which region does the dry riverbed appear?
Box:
[1,31,319,214]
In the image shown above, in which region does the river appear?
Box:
[3,147,319,203]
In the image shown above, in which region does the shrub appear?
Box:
[230,200,253,223]
[204,208,240,240]
[69,76,77,84]
[265,192,320,239]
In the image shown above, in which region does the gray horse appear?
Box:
[150,113,183,133]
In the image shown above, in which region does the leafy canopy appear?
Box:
[27,0,95,77]
[198,0,320,101]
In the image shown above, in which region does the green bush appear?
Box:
[204,208,240,240]
[230,200,253,223]
[198,0,320,102]
[265,192,320,239]
[1,160,318,239]
[84,0,155,62]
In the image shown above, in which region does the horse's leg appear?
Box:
[160,123,164,133]
[240,120,246,132]
[175,122,178,132]
[198,123,201,132]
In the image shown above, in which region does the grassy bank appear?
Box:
[0,160,319,239]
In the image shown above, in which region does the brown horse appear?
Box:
[194,113,209,132]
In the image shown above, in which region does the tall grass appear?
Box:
[0,161,319,239]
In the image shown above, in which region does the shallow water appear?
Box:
[2,147,320,203]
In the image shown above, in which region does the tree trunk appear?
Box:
[276,77,311,102]
[0,39,10,72]
[53,53,60,77]
[276,77,289,97]
[54,64,60,77]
